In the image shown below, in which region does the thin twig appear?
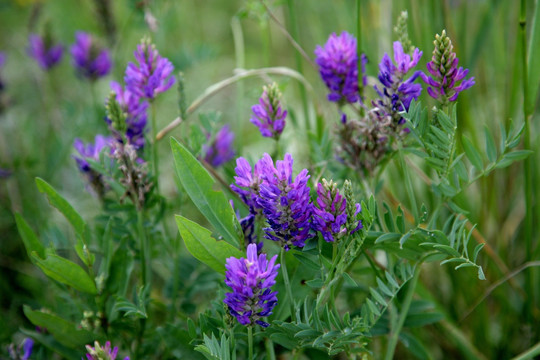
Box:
[155,67,313,141]
[260,0,317,69]
[460,261,540,322]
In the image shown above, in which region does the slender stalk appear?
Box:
[280,248,296,322]
[520,0,534,323]
[151,102,159,192]
[356,0,364,99]
[265,337,276,360]
[511,342,540,360]
[247,326,254,360]
[384,265,421,360]
[137,210,150,287]
[286,0,310,131]
[398,149,418,223]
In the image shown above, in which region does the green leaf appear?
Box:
[527,0,540,114]
[375,232,401,244]
[35,177,86,237]
[473,243,485,263]
[23,306,94,348]
[432,244,461,258]
[170,138,240,247]
[20,329,83,359]
[31,253,97,294]
[176,215,243,274]
[462,136,483,170]
[293,252,320,271]
[484,126,497,163]
[306,279,324,288]
[342,272,358,287]
[15,213,45,261]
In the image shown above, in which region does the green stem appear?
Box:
[520,0,534,323]
[511,342,540,360]
[384,265,421,360]
[137,210,150,288]
[356,0,364,100]
[286,0,310,131]
[280,248,296,322]
[265,337,276,360]
[248,326,254,360]
[151,102,159,192]
[399,149,418,223]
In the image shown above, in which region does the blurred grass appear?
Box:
[0,0,538,358]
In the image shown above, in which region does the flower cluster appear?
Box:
[224,243,279,327]
[85,341,129,360]
[203,124,235,167]
[73,135,112,173]
[373,41,422,127]
[312,179,362,242]
[70,32,111,80]
[125,40,175,100]
[231,153,313,250]
[314,31,366,104]
[109,81,148,149]
[250,83,287,139]
[422,30,474,103]
[28,34,63,70]
[7,337,33,360]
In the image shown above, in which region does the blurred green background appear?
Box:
[0,0,538,358]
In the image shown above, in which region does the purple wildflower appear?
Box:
[109,81,148,148]
[7,338,34,360]
[73,135,112,173]
[315,31,367,104]
[373,41,422,126]
[224,243,280,327]
[421,30,474,103]
[124,40,175,100]
[257,153,312,250]
[85,341,129,360]
[203,124,235,167]
[312,180,348,242]
[0,52,6,92]
[250,83,287,139]
[231,156,271,213]
[28,34,63,70]
[70,31,112,80]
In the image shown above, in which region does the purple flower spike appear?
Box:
[421,30,474,103]
[85,341,129,360]
[224,243,280,327]
[28,34,63,70]
[71,31,111,80]
[373,41,422,126]
[203,124,235,167]
[73,135,112,173]
[109,81,148,148]
[125,40,175,100]
[250,83,287,139]
[0,52,6,92]
[257,153,313,250]
[315,31,366,104]
[231,156,271,213]
[312,180,348,242]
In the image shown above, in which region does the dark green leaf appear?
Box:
[31,253,97,294]
[462,136,483,170]
[15,213,45,261]
[170,138,240,247]
[35,177,86,237]
[176,215,243,274]
[293,252,320,271]
[342,272,358,287]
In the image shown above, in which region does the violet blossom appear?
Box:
[73,135,112,173]
[250,83,287,139]
[85,341,129,360]
[28,34,63,70]
[224,243,279,327]
[315,31,366,104]
[124,40,174,100]
[70,31,112,80]
[421,30,475,103]
[203,124,235,167]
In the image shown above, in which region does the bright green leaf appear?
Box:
[176,215,243,274]
[15,213,45,261]
[462,136,483,170]
[31,253,97,294]
[170,138,240,247]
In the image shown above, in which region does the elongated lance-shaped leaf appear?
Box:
[170,137,240,247]
[31,252,97,294]
[23,306,95,349]
[15,213,45,261]
[176,215,243,274]
[35,177,86,237]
